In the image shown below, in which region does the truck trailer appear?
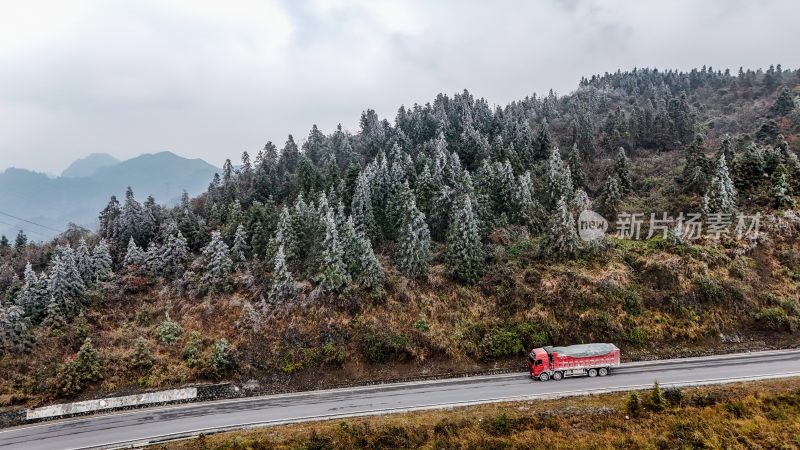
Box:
[528,343,620,381]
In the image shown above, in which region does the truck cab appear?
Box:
[527,347,550,379]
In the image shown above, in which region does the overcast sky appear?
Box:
[1,0,798,174]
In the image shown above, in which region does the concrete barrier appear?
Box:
[26,387,198,421]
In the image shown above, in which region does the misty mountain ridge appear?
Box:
[61,153,121,178]
[1,151,218,240]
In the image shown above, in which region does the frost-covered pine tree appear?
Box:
[388,180,416,239]
[613,147,632,193]
[395,194,432,277]
[356,233,384,291]
[702,155,737,215]
[271,206,293,260]
[445,196,484,283]
[201,231,233,291]
[315,209,351,293]
[567,143,586,189]
[338,216,361,277]
[570,188,593,217]
[123,237,144,267]
[143,242,163,276]
[15,262,49,323]
[546,147,574,209]
[231,224,249,266]
[0,303,34,354]
[75,238,93,283]
[161,225,189,279]
[544,197,580,257]
[91,239,113,281]
[48,246,86,318]
[119,187,148,247]
[268,245,297,304]
[597,175,622,219]
[351,169,376,238]
[772,170,796,208]
[513,172,547,233]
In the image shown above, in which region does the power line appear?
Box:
[0,210,63,233]
[0,219,53,239]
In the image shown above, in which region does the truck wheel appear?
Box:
[598,367,609,377]
[539,372,550,382]
[553,371,563,381]
[588,368,597,377]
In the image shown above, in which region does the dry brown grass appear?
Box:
[154,378,800,450]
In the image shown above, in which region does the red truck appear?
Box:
[528,343,620,381]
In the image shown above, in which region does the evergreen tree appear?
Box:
[267,245,297,305]
[546,147,574,209]
[356,233,385,292]
[613,147,632,193]
[231,224,249,266]
[597,175,622,219]
[128,337,154,369]
[143,243,163,276]
[0,304,34,354]
[314,209,351,293]
[625,391,643,417]
[770,87,796,117]
[544,197,579,257]
[0,235,8,250]
[445,196,484,283]
[123,237,144,267]
[338,216,361,277]
[90,240,113,281]
[119,187,149,248]
[513,172,546,233]
[395,195,432,277]
[567,143,586,189]
[75,238,93,283]
[75,337,103,383]
[682,136,709,193]
[702,155,737,215]
[47,246,86,319]
[15,230,27,250]
[647,381,669,411]
[772,170,796,208]
[15,262,48,323]
[98,196,121,242]
[736,144,766,190]
[200,231,233,291]
[161,225,189,279]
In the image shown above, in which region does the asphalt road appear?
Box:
[2,349,800,449]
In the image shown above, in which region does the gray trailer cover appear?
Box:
[545,343,618,358]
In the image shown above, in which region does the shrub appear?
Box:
[647,381,669,412]
[692,276,725,303]
[157,314,183,344]
[128,337,154,369]
[75,337,103,382]
[181,331,204,368]
[753,307,794,332]
[625,327,649,347]
[626,391,643,417]
[357,327,413,364]
[483,413,513,436]
[208,338,231,378]
[480,327,524,360]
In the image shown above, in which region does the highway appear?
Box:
[1,348,799,449]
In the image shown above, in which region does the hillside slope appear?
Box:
[0,65,799,408]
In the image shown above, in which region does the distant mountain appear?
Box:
[0,152,218,240]
[61,153,121,178]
